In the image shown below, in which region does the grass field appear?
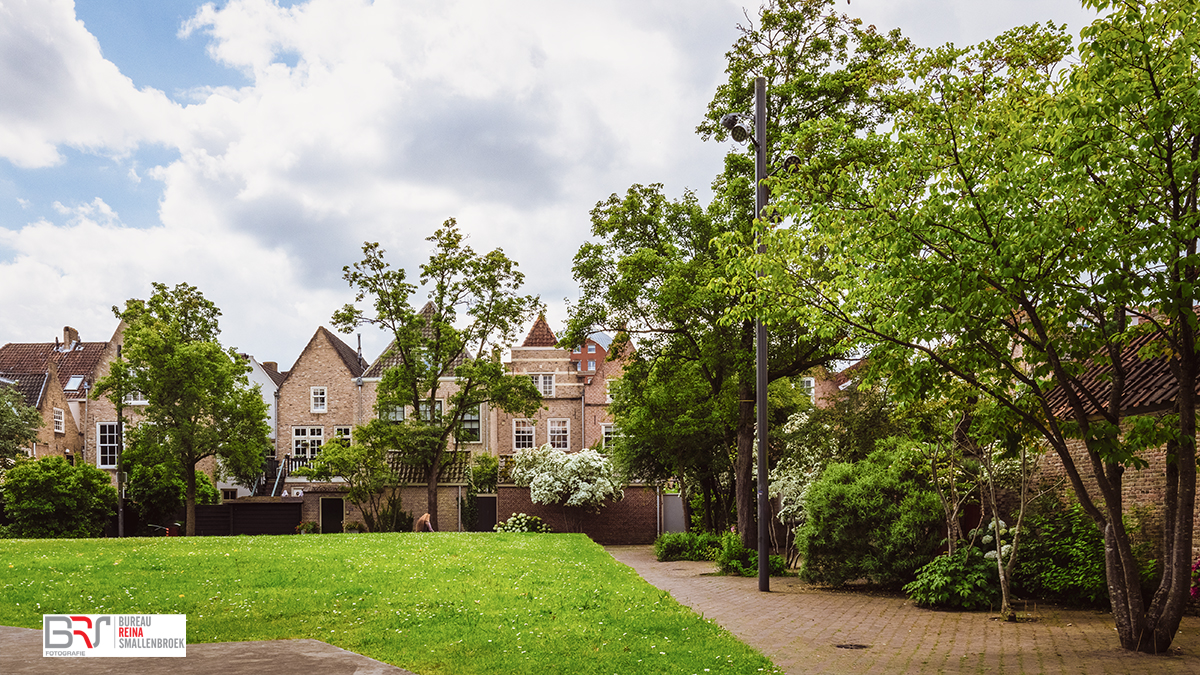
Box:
[1,533,780,674]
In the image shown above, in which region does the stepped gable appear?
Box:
[319,327,366,377]
[522,315,557,347]
[0,372,48,408]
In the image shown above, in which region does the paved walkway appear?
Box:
[607,545,1200,675]
[0,625,414,675]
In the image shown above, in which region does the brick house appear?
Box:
[496,315,626,457]
[0,326,118,467]
[0,359,80,460]
[271,325,479,532]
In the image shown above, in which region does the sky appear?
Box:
[0,0,1098,368]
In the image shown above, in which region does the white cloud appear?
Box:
[0,0,183,167]
[1,0,1102,364]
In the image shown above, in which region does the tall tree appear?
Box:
[727,0,1200,650]
[333,220,544,531]
[97,282,271,536]
[0,384,39,462]
[564,0,906,545]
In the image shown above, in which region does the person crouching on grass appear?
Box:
[415,513,435,532]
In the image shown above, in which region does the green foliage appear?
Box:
[494,513,552,533]
[0,385,40,462]
[1,456,116,538]
[98,282,271,536]
[653,531,723,562]
[333,222,543,531]
[904,547,999,610]
[714,531,788,577]
[470,453,499,494]
[294,437,410,533]
[796,447,943,588]
[1013,501,1109,606]
[126,464,218,534]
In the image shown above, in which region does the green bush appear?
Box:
[653,531,722,562]
[796,447,943,588]
[1013,501,1108,605]
[714,531,788,577]
[1,456,117,538]
[904,546,999,610]
[494,512,553,533]
[127,464,219,534]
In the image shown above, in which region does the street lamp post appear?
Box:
[753,76,770,593]
[722,76,798,593]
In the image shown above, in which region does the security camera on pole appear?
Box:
[721,76,800,593]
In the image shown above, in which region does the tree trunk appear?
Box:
[426,452,442,532]
[184,464,197,537]
[736,378,755,549]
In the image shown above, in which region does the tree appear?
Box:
[294,436,410,532]
[125,464,219,535]
[0,384,40,462]
[564,0,907,546]
[333,220,544,531]
[97,282,271,536]
[1,456,116,538]
[726,1,1200,650]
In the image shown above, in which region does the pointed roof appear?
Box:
[319,327,367,377]
[522,315,557,347]
[0,338,109,401]
[0,372,48,408]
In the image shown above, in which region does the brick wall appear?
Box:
[497,485,659,544]
[1037,435,1191,559]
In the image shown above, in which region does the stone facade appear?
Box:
[274,327,368,461]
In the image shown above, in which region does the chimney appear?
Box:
[263,361,278,372]
[63,326,79,348]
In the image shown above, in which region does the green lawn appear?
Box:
[1,533,779,674]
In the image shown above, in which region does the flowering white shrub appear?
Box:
[510,444,624,512]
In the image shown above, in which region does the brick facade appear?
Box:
[497,485,659,544]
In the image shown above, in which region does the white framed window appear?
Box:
[310,386,327,413]
[97,422,119,468]
[587,344,596,354]
[513,419,534,449]
[380,405,404,423]
[587,360,596,371]
[459,405,481,443]
[605,378,615,404]
[530,374,554,397]
[333,426,352,443]
[801,377,816,400]
[293,426,323,458]
[601,424,616,449]
[123,389,148,405]
[53,408,64,433]
[573,346,581,354]
[419,399,443,422]
[548,419,569,450]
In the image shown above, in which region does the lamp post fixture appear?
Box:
[722,76,799,593]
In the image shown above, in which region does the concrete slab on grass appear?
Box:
[0,625,417,675]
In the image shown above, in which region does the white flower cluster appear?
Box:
[510,444,624,511]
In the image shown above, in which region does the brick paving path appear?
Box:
[607,545,1200,675]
